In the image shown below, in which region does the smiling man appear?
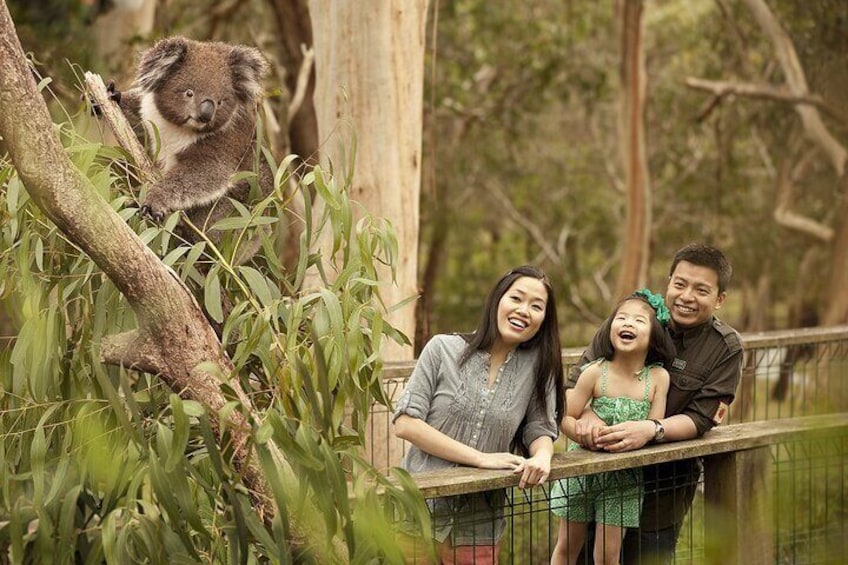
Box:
[566,243,744,564]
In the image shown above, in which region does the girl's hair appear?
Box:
[594,293,676,367]
[459,265,565,428]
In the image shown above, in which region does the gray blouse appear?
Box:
[393,334,558,545]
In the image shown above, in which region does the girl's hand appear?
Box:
[573,411,605,450]
[514,452,551,489]
[476,452,526,471]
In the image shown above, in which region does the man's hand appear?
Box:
[595,420,655,452]
[573,410,605,450]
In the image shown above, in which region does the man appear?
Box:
[569,243,743,563]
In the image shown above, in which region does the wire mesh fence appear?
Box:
[410,421,846,564]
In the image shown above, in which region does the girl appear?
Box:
[550,289,675,565]
[393,265,564,564]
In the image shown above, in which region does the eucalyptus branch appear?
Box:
[684,77,848,125]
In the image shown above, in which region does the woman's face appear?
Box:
[496,276,548,347]
[609,299,653,355]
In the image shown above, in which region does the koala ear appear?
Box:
[137,37,189,92]
[229,46,268,103]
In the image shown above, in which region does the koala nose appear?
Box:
[198,99,216,123]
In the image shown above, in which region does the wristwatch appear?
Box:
[650,419,665,442]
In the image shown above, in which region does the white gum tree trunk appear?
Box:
[308,1,429,361]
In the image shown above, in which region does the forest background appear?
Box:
[3,0,848,351]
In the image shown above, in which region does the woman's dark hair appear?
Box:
[593,293,676,367]
[459,265,565,429]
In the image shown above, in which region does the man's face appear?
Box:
[666,260,726,328]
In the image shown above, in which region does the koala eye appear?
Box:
[185,89,194,98]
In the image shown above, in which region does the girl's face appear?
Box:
[610,299,654,354]
[496,276,548,347]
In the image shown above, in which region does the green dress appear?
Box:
[550,360,653,527]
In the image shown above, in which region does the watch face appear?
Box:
[654,420,665,440]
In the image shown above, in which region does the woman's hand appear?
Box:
[514,452,551,489]
[476,452,526,471]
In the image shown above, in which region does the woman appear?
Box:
[393,265,564,564]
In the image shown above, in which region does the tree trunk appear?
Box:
[308,0,429,361]
[614,0,651,300]
[821,173,848,325]
[265,0,319,166]
[90,0,157,84]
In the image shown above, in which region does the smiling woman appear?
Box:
[392,265,565,564]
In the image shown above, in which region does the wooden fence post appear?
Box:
[703,447,774,564]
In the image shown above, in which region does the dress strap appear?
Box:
[642,363,657,401]
[600,359,609,395]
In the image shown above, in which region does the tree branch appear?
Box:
[773,158,834,242]
[288,44,315,119]
[84,72,159,184]
[684,77,848,125]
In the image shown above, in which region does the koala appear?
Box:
[109,36,272,237]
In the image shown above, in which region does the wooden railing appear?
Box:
[411,414,848,563]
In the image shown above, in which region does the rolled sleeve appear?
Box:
[680,347,743,435]
[391,337,443,423]
[521,381,558,446]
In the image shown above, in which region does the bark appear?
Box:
[614,0,651,300]
[308,0,429,361]
[0,0,273,523]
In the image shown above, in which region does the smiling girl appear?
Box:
[393,265,564,564]
[550,289,675,565]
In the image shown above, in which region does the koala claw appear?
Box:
[87,80,121,116]
[106,81,122,104]
[139,205,166,223]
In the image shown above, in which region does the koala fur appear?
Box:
[113,36,272,237]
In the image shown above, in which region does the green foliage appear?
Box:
[0,103,429,562]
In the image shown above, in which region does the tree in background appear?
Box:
[307,0,429,362]
[614,0,652,299]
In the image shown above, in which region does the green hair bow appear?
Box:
[634,288,671,326]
